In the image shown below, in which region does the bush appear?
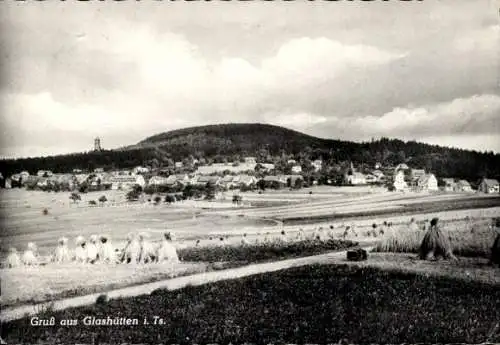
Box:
[88,200,97,206]
[42,208,49,216]
[154,196,162,204]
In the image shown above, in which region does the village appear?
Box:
[2,152,498,199]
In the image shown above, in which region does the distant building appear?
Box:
[148,176,169,186]
[393,171,408,191]
[291,165,302,174]
[133,166,150,174]
[94,168,104,173]
[174,162,184,169]
[244,157,257,164]
[94,137,102,151]
[395,163,410,173]
[260,163,275,171]
[109,175,145,190]
[478,178,499,194]
[442,178,456,192]
[410,169,426,182]
[455,180,473,193]
[417,174,439,191]
[287,159,297,165]
[347,172,366,185]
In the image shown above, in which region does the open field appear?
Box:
[3,262,499,344]
[1,187,499,323]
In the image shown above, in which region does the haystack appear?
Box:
[419,218,456,260]
[490,218,500,267]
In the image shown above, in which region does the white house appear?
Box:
[174,162,184,169]
[393,171,408,191]
[347,172,366,185]
[148,176,169,186]
[478,178,499,194]
[133,166,150,174]
[291,165,302,174]
[417,174,439,191]
[287,159,297,165]
[244,157,257,164]
[455,180,473,192]
[110,175,145,190]
[234,175,258,187]
[260,163,275,171]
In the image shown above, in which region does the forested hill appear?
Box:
[0,123,499,181]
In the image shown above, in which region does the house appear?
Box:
[196,163,256,175]
[478,178,500,194]
[455,180,473,193]
[260,163,275,171]
[74,174,90,185]
[174,162,184,169]
[347,172,366,185]
[417,174,439,191]
[232,175,258,188]
[291,165,302,174]
[287,159,297,165]
[312,160,323,172]
[133,166,150,174]
[36,178,49,188]
[166,174,191,186]
[410,169,426,182]
[109,175,146,190]
[364,174,377,184]
[148,176,169,186]
[395,163,410,173]
[442,178,456,192]
[192,175,221,186]
[244,157,257,164]
[393,171,408,191]
[37,170,53,177]
[94,168,104,173]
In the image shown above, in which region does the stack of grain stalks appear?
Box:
[374,218,496,258]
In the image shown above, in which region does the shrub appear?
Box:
[42,208,49,216]
[88,200,97,206]
[95,294,108,306]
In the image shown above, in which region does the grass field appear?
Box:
[3,264,499,344]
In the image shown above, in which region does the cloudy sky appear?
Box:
[0,0,499,158]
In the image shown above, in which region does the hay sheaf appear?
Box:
[419,218,457,261]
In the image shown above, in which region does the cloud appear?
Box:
[307,94,500,146]
[1,1,498,157]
